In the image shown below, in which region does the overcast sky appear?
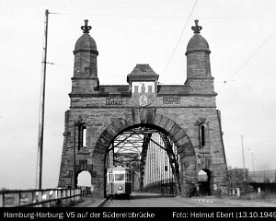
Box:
[1,0,276,189]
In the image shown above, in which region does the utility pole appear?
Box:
[36,9,49,189]
[241,135,246,182]
[248,148,255,180]
[251,151,255,174]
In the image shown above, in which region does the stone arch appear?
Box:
[92,109,197,198]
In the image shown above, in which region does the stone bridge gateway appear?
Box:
[58,19,227,198]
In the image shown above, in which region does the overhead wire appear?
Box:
[49,11,276,20]
[49,7,276,90]
[48,2,199,76]
[162,0,199,76]
[217,29,276,94]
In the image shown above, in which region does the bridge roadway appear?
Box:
[75,192,275,207]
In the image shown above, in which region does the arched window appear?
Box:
[82,127,87,147]
[78,125,87,150]
[199,125,205,148]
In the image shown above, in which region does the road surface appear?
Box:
[101,192,275,207]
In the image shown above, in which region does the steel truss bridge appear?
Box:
[105,126,182,195]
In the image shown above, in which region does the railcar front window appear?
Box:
[115,174,124,181]
[126,173,131,182]
[108,173,114,182]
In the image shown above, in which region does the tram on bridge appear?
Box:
[106,166,132,199]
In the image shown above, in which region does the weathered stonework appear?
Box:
[58,20,227,198]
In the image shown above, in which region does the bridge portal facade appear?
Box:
[58,20,227,198]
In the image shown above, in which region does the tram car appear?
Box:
[106,166,132,199]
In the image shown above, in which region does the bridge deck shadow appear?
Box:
[128,192,176,200]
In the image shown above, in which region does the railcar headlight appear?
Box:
[118,185,123,190]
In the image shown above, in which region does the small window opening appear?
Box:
[200,125,205,147]
[78,125,87,150]
[82,127,87,147]
[115,173,124,182]
[148,85,153,93]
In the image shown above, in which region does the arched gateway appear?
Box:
[58,20,228,198]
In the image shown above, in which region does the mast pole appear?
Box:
[36,9,49,189]
[241,135,246,182]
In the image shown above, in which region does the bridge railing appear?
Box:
[248,170,276,183]
[0,188,82,207]
[141,179,176,196]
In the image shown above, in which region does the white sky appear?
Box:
[0,0,276,189]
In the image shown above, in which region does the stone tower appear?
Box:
[58,20,228,198]
[72,20,99,93]
[185,19,214,94]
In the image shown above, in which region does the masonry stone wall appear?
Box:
[58,92,227,197]
[58,20,227,198]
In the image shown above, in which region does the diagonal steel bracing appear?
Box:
[160,134,180,195]
[107,126,179,193]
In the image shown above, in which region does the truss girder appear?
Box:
[160,133,180,195]
[107,126,180,193]
[139,133,152,189]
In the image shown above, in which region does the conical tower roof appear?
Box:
[186,20,210,55]
[73,20,98,55]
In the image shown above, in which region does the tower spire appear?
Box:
[192,19,202,34]
[81,19,92,33]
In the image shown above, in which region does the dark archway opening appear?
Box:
[103,124,180,198]
[198,169,211,195]
[92,112,198,198]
